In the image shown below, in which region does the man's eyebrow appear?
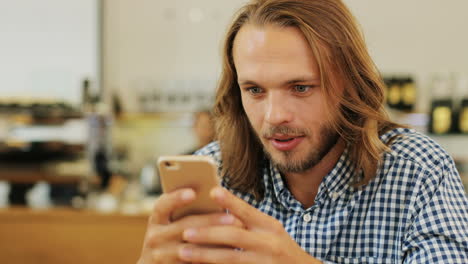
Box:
[238,77,320,86]
[285,78,320,84]
[238,80,260,86]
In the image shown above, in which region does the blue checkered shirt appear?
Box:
[196,128,468,263]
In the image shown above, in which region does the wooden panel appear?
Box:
[0,164,96,184]
[0,207,148,264]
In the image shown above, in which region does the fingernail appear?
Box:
[183,228,197,239]
[181,190,195,201]
[220,214,234,224]
[179,247,192,259]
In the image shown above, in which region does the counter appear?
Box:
[0,207,148,264]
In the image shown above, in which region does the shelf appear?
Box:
[0,163,97,184]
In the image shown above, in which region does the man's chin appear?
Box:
[274,159,314,174]
[268,152,310,173]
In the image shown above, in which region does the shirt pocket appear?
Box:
[325,256,397,264]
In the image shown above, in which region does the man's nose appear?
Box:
[264,92,293,126]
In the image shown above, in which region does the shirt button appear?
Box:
[332,192,340,199]
[303,213,312,222]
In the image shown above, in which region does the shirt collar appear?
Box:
[316,127,414,201]
[268,146,356,207]
[318,147,356,202]
[268,161,288,204]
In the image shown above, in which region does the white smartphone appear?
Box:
[157,155,224,221]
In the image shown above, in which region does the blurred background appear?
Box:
[0,0,467,263]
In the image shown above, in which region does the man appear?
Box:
[138,0,468,263]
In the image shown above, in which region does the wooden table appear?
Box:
[0,207,148,264]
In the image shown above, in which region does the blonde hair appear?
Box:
[214,0,399,199]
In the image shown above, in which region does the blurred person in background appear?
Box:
[184,110,216,155]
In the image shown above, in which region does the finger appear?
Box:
[182,225,267,251]
[151,188,196,224]
[179,213,244,229]
[154,213,245,243]
[149,243,189,264]
[210,187,272,228]
[178,244,258,264]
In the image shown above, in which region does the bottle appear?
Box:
[81,78,92,113]
[428,74,454,134]
[456,75,468,134]
[460,99,468,134]
[401,77,416,112]
[386,77,401,109]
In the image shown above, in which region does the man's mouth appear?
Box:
[268,135,305,151]
[269,134,303,141]
[274,137,296,142]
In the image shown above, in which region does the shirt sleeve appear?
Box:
[403,156,468,263]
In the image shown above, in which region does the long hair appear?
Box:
[214,0,399,200]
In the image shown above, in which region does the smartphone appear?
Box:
[157,155,223,221]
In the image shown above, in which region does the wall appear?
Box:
[102,0,249,112]
[0,0,98,105]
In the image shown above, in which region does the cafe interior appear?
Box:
[0,0,467,263]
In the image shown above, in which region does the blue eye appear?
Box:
[247,87,263,94]
[294,85,310,93]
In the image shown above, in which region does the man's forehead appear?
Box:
[232,24,309,55]
[232,25,321,85]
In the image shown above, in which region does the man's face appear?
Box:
[233,25,339,173]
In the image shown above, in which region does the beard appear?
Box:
[261,124,339,173]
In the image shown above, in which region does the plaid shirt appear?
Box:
[196,128,468,263]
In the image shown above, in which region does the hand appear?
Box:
[178,187,322,264]
[137,188,243,264]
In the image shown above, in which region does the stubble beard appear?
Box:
[261,125,339,173]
